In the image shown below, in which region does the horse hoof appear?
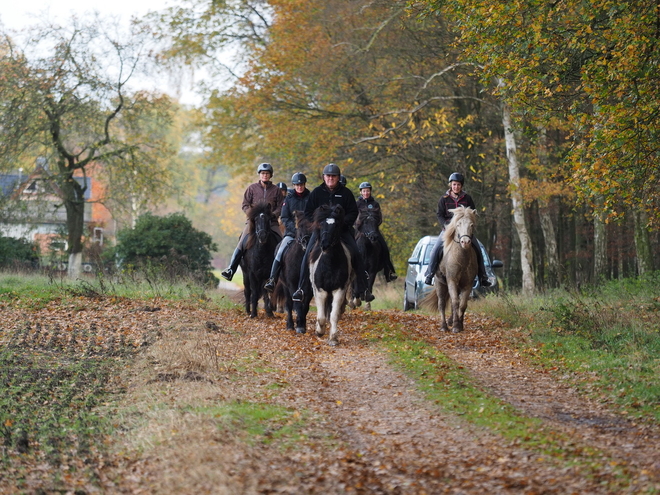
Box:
[441,325,450,332]
[328,339,339,347]
[296,327,306,334]
[452,327,463,333]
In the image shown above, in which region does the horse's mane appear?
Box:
[442,206,476,252]
[246,201,273,227]
[294,210,312,235]
[313,204,345,228]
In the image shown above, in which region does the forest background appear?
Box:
[2,0,659,293]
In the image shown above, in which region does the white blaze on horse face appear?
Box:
[326,218,336,225]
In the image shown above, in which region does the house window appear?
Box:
[93,227,104,246]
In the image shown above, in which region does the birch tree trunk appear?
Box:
[593,198,607,282]
[633,208,654,275]
[501,93,535,295]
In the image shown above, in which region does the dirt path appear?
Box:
[93,297,660,494]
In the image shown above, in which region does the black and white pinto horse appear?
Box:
[273,211,313,333]
[308,204,354,346]
[240,202,279,318]
[436,206,478,333]
[354,212,385,310]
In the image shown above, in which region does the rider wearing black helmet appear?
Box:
[291,163,374,303]
[356,181,398,283]
[264,173,310,292]
[221,163,283,281]
[424,172,491,287]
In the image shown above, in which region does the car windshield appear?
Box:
[423,244,434,264]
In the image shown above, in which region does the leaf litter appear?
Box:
[0,293,658,494]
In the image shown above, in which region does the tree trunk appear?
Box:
[501,94,535,295]
[633,208,653,275]
[535,127,560,287]
[62,171,86,278]
[593,197,607,282]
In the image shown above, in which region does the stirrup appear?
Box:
[387,273,398,282]
[292,289,304,302]
[221,268,234,281]
[264,278,275,292]
[363,290,375,302]
[424,274,434,286]
[480,277,492,287]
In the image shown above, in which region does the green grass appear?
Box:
[471,274,660,423]
[187,401,310,447]
[0,271,236,310]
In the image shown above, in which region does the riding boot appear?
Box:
[425,249,444,286]
[264,259,281,292]
[221,247,243,281]
[472,242,491,287]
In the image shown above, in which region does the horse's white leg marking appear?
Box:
[328,288,346,345]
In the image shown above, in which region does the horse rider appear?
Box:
[291,163,374,303]
[355,181,398,283]
[339,175,347,187]
[424,172,491,287]
[221,163,283,281]
[264,172,311,292]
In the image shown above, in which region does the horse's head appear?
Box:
[357,213,379,243]
[445,206,476,250]
[294,211,312,250]
[247,202,273,244]
[314,204,345,251]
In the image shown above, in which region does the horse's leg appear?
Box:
[243,278,251,316]
[314,289,327,337]
[454,288,471,333]
[250,281,260,318]
[285,296,294,331]
[264,289,275,317]
[437,283,449,332]
[327,289,346,346]
[448,282,462,333]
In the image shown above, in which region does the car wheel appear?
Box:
[403,289,413,311]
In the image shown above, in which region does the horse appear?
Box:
[272,211,314,333]
[354,212,385,310]
[435,206,478,333]
[240,202,280,318]
[308,204,354,346]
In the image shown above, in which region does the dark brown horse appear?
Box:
[240,202,279,318]
[272,211,313,333]
[435,206,478,333]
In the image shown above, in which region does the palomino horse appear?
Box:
[240,202,280,318]
[354,212,384,310]
[308,204,354,346]
[273,211,313,333]
[436,206,478,333]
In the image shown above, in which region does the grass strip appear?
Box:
[374,324,633,488]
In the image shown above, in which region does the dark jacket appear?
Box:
[242,180,283,227]
[356,196,383,228]
[304,182,358,232]
[280,188,310,237]
[437,190,476,226]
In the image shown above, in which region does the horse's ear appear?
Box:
[266,202,272,212]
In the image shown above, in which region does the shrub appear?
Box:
[0,235,39,268]
[114,212,218,284]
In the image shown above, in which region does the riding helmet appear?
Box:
[291,172,307,185]
[257,163,273,175]
[277,182,287,191]
[323,163,341,176]
[448,172,464,185]
[339,175,347,186]
[359,181,372,190]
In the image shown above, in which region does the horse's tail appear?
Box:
[272,280,287,309]
[420,289,440,311]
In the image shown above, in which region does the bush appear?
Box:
[0,235,39,268]
[114,212,218,284]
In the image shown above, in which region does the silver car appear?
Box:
[403,235,503,311]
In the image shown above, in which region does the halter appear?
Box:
[454,233,472,244]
